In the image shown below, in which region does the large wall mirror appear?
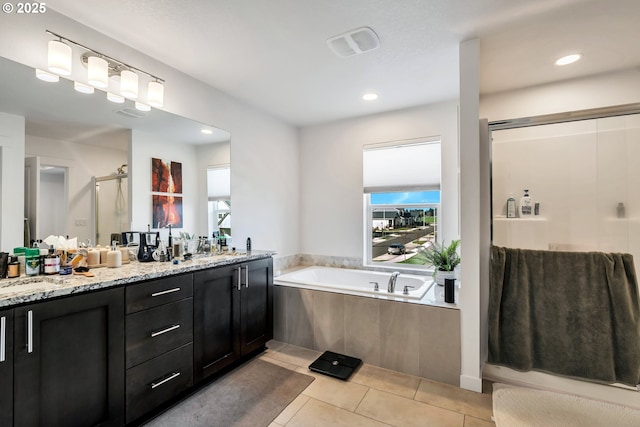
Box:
[0,56,230,249]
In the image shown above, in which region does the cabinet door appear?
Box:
[0,309,13,427]
[240,258,273,356]
[193,264,240,382]
[14,288,125,427]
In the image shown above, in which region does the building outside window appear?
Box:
[363,138,441,268]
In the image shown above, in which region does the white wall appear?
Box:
[299,101,460,258]
[0,112,25,249]
[130,130,198,241]
[25,134,127,243]
[0,9,299,258]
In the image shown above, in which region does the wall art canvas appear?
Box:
[151,157,183,193]
[152,195,183,228]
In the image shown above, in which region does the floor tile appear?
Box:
[415,378,493,421]
[356,388,464,427]
[266,339,288,353]
[287,398,391,427]
[273,394,310,425]
[298,367,369,411]
[260,354,300,372]
[267,343,322,368]
[464,415,496,427]
[350,363,420,399]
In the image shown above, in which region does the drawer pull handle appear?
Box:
[151,324,180,337]
[0,316,5,362]
[151,287,181,297]
[27,310,33,354]
[151,372,181,389]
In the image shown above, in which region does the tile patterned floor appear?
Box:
[262,340,495,427]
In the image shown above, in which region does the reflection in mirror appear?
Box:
[0,55,230,249]
[94,170,128,247]
[207,165,231,239]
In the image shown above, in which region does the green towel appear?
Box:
[489,246,640,386]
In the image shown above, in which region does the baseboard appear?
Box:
[460,374,483,392]
[483,363,640,410]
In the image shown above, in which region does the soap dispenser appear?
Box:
[519,189,532,216]
[107,241,122,268]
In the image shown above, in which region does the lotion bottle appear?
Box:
[107,241,122,268]
[519,189,532,216]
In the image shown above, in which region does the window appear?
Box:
[207,166,231,238]
[363,139,441,268]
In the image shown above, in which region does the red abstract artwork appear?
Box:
[152,195,183,228]
[151,158,182,193]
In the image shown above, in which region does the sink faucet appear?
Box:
[388,271,400,293]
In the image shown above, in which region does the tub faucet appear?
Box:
[388,271,400,293]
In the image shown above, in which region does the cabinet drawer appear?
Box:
[126,274,193,314]
[126,342,193,424]
[126,298,193,368]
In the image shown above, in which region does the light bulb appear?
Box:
[88,56,108,88]
[48,40,72,75]
[148,80,164,108]
[120,70,139,99]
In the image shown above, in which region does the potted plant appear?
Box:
[423,239,460,285]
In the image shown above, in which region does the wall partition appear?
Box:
[491,111,640,274]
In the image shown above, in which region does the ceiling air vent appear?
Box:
[327,26,380,58]
[114,107,147,118]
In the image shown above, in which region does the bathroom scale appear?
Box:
[309,351,362,380]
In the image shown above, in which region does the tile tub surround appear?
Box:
[273,285,461,385]
[0,251,275,307]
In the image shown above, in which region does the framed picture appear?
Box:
[151,157,183,193]
[152,195,183,228]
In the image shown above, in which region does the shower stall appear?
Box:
[93,167,128,247]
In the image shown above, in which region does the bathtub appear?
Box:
[274,266,432,300]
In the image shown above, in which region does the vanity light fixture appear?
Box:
[42,30,165,107]
[555,53,582,66]
[87,56,109,88]
[201,129,213,135]
[47,39,72,75]
[134,101,151,112]
[107,92,125,103]
[147,80,164,108]
[35,68,59,82]
[363,93,378,101]
[74,81,94,94]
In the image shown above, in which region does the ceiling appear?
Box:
[48,0,640,127]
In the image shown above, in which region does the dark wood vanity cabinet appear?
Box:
[13,287,125,427]
[124,273,194,424]
[194,257,273,382]
[0,308,14,427]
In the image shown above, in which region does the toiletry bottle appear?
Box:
[7,256,20,278]
[519,189,532,216]
[44,245,60,275]
[617,202,625,218]
[506,194,516,218]
[246,237,252,252]
[107,241,122,268]
[25,248,40,276]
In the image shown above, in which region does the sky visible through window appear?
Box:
[371,191,440,205]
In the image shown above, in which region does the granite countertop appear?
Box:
[0,250,275,308]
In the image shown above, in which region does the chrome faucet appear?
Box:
[388,271,400,293]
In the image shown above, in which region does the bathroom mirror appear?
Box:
[0,56,231,247]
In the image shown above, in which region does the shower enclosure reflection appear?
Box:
[94,167,128,247]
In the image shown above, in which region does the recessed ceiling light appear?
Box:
[555,53,582,66]
[363,93,378,101]
[201,129,213,135]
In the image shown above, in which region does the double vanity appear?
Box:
[0,252,274,426]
